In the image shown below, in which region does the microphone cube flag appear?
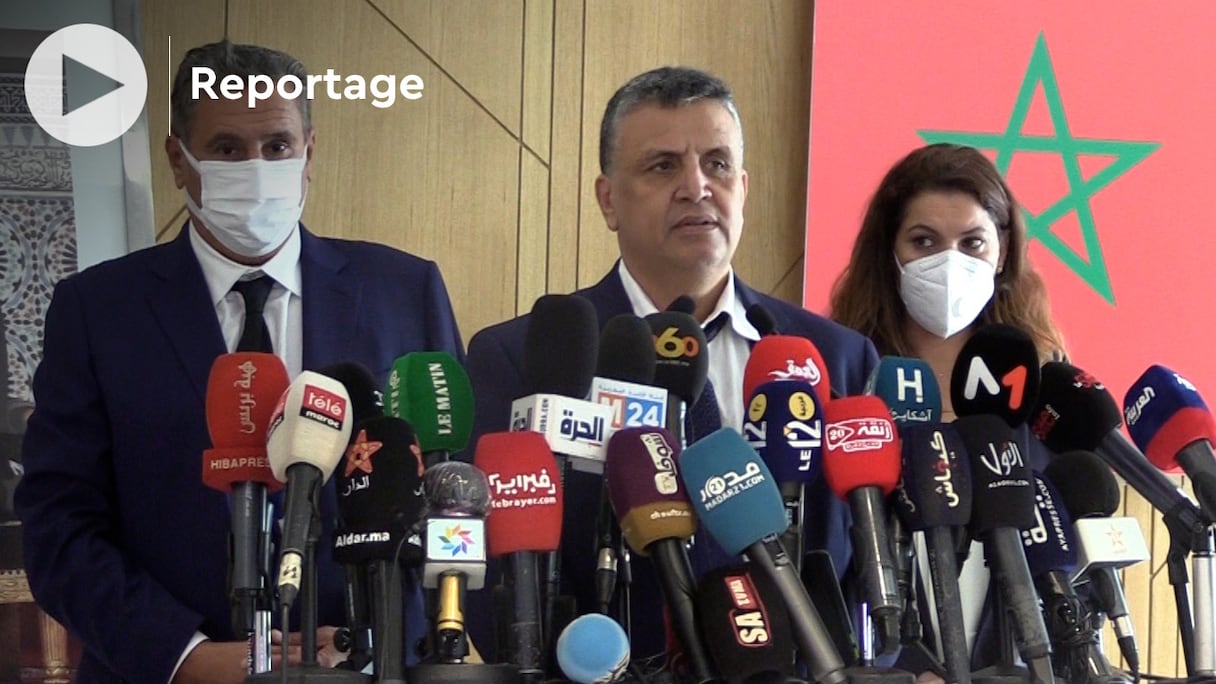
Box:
[385,351,475,454]
[742,380,824,485]
[678,428,786,557]
[474,431,563,556]
[894,423,972,530]
[203,352,289,492]
[822,396,901,498]
[743,335,832,406]
[604,427,696,554]
[1123,364,1216,474]
[266,370,353,484]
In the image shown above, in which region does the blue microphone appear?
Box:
[865,356,942,427]
[555,613,630,684]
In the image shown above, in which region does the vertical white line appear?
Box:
[167,35,171,133]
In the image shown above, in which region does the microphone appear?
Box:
[202,352,289,673]
[556,614,631,684]
[386,351,475,466]
[422,461,491,663]
[746,303,780,336]
[476,431,564,682]
[893,423,973,684]
[604,426,715,683]
[1044,451,1145,676]
[1123,364,1216,519]
[954,414,1054,684]
[266,371,353,610]
[743,334,834,406]
[322,361,384,426]
[697,564,796,683]
[644,309,708,447]
[822,395,904,655]
[949,324,1040,426]
[866,356,942,427]
[333,414,427,681]
[679,427,848,684]
[1023,474,1126,684]
[1030,362,1210,535]
[741,379,824,573]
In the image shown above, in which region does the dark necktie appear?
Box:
[685,313,729,443]
[232,276,274,353]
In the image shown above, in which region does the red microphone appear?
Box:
[475,431,563,678]
[201,352,289,665]
[743,336,834,409]
[822,395,902,654]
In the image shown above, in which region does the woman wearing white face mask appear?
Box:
[830,143,1067,419]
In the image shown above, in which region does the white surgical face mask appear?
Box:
[897,249,996,338]
[179,140,306,258]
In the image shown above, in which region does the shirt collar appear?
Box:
[188,221,303,306]
[616,261,760,341]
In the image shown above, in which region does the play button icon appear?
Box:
[25,24,147,147]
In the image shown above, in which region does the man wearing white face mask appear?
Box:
[16,40,464,684]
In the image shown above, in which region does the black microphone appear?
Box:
[893,423,974,684]
[1045,451,1142,677]
[1023,474,1127,684]
[697,564,796,683]
[644,309,708,448]
[746,303,780,336]
[954,414,1054,684]
[950,324,1041,427]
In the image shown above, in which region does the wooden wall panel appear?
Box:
[545,0,584,297]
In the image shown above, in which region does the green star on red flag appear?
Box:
[918,32,1159,304]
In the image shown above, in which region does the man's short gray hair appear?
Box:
[599,66,742,174]
[170,40,311,142]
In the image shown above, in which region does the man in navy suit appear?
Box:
[14,41,463,684]
[465,67,877,661]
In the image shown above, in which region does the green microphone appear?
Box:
[385,351,475,465]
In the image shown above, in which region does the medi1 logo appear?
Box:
[193,65,424,109]
[301,384,347,430]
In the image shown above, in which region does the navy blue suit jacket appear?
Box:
[14,227,464,683]
[463,265,878,659]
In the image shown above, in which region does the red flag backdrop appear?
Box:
[803,2,1216,407]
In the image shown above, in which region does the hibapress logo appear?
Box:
[24,24,148,147]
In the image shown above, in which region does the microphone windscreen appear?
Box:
[384,351,474,454]
[266,370,353,483]
[746,303,780,336]
[525,294,599,398]
[864,356,942,427]
[666,295,696,314]
[1030,362,1123,452]
[949,324,1040,427]
[556,614,630,684]
[743,335,833,406]
[822,395,901,497]
[333,415,426,564]
[1123,364,1216,474]
[697,564,794,683]
[604,427,695,553]
[475,431,563,555]
[318,361,382,427]
[894,423,972,530]
[1043,450,1121,519]
[954,414,1036,533]
[203,352,289,491]
[1023,475,1078,576]
[679,428,787,556]
[742,380,824,485]
[597,314,656,384]
[645,311,709,405]
[423,461,491,516]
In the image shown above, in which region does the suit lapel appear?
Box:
[576,262,634,329]
[146,230,226,403]
[299,228,358,370]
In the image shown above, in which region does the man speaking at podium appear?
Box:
[465,66,877,659]
[15,40,463,684]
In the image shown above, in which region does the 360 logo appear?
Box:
[653,327,700,359]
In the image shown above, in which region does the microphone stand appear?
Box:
[1162,502,1216,677]
[971,583,1035,684]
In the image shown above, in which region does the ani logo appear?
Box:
[439,525,477,556]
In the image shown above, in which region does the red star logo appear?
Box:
[344,429,382,477]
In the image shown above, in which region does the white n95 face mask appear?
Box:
[179,141,306,258]
[897,250,996,338]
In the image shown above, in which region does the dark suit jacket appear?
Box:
[14,227,464,683]
[463,265,878,659]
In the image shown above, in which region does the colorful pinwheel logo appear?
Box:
[439,524,476,556]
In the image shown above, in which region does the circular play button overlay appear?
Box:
[24,23,148,147]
